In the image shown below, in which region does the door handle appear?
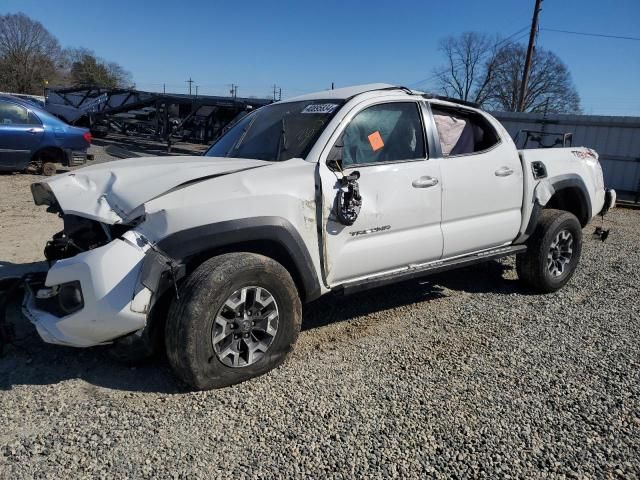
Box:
[412,176,439,188]
[495,166,514,177]
[27,128,43,134]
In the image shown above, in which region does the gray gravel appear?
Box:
[1,189,639,477]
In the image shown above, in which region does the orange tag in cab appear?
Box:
[368,131,384,151]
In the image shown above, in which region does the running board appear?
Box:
[337,245,527,296]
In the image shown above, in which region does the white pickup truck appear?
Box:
[22,84,615,389]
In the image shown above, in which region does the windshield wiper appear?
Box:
[228,112,258,157]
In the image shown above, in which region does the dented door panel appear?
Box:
[322,161,443,285]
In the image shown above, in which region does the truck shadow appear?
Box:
[0,260,520,394]
[302,260,520,331]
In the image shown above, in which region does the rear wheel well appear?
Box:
[545,187,590,226]
[32,146,65,165]
[185,240,307,302]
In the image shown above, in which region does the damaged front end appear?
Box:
[22,206,183,349]
[44,213,137,262]
[21,155,267,349]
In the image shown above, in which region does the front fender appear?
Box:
[156,216,321,302]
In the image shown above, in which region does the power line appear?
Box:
[511,31,533,44]
[272,84,282,101]
[495,25,531,48]
[541,28,640,42]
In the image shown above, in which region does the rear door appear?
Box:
[0,100,44,170]
[429,104,523,257]
[318,98,443,285]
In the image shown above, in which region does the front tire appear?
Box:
[516,209,583,293]
[165,253,302,390]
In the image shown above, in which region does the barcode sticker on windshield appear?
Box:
[302,103,339,114]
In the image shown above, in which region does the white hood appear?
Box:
[31,155,270,224]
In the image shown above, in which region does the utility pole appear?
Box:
[278,87,281,101]
[163,83,166,94]
[186,78,194,95]
[230,84,238,99]
[331,82,334,90]
[272,84,278,101]
[195,85,199,97]
[517,0,543,112]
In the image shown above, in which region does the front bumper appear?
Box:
[22,233,153,347]
[600,189,617,215]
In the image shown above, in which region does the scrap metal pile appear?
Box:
[45,86,272,145]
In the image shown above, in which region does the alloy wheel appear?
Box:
[211,286,279,367]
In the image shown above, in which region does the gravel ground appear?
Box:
[0,150,639,478]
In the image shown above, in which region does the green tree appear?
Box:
[67,48,132,88]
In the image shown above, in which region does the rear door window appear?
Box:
[431,105,500,156]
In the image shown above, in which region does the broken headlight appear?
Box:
[35,281,84,317]
[44,214,134,261]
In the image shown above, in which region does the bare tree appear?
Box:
[434,32,581,114]
[485,44,581,113]
[0,12,63,94]
[433,32,501,105]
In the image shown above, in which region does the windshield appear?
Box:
[205,100,343,161]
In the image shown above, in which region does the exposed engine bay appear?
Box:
[44,214,134,261]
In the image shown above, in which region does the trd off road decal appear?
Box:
[349,225,391,237]
[301,103,339,114]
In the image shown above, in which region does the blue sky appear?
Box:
[2,0,639,115]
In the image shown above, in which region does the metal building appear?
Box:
[494,111,640,203]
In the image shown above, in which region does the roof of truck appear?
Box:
[282,83,481,111]
[284,83,396,102]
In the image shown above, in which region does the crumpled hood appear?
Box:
[31,155,270,224]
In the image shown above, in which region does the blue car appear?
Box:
[0,94,93,175]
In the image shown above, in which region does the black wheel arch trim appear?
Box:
[523,201,542,238]
[545,174,592,226]
[156,216,321,302]
[517,174,592,244]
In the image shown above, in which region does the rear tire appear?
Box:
[165,253,302,390]
[41,162,57,176]
[516,209,582,293]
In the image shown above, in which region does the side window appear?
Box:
[340,102,425,167]
[431,106,500,156]
[0,101,30,125]
[28,111,42,125]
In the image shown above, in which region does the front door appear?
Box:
[319,99,443,286]
[0,100,43,170]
